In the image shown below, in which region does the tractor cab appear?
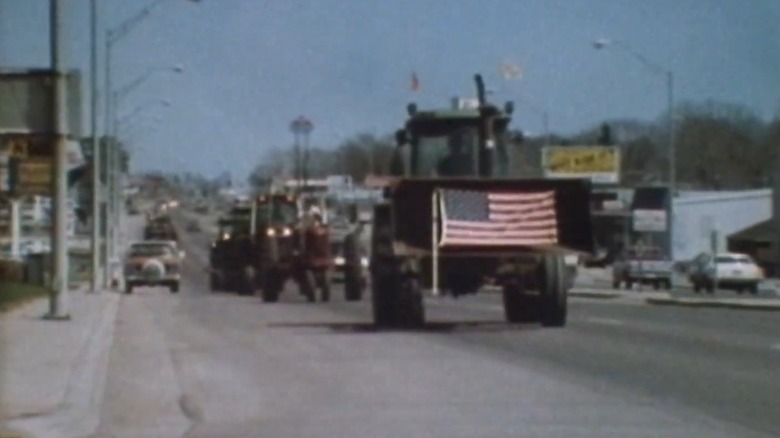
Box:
[392,80,516,179]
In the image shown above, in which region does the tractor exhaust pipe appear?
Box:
[474,74,486,108]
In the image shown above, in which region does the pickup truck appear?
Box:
[612,247,673,290]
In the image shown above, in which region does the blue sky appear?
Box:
[2,0,779,180]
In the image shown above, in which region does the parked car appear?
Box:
[612,246,673,290]
[123,240,185,294]
[688,252,763,294]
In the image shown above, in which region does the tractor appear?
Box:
[358,74,594,328]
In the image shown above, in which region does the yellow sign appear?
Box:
[543,146,620,183]
[17,157,51,195]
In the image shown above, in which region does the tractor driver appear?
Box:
[436,131,474,176]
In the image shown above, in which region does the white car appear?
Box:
[689,252,763,294]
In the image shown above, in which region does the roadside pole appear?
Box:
[89,0,101,292]
[10,197,20,259]
[102,32,113,289]
[46,0,70,319]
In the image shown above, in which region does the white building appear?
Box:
[673,189,771,260]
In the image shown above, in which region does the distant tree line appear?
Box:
[248,99,780,191]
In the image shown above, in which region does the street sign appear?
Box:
[633,209,667,232]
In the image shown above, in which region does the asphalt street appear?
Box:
[90,211,780,438]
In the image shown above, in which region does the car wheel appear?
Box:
[749,283,759,295]
[170,282,180,294]
[124,283,133,294]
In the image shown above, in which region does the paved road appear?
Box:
[90,212,780,437]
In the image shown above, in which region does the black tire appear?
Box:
[262,271,281,303]
[238,267,256,296]
[625,279,634,290]
[395,277,425,328]
[344,268,364,302]
[209,273,220,292]
[612,279,621,290]
[748,283,759,295]
[502,283,539,323]
[693,281,701,293]
[539,255,567,328]
[372,275,396,327]
[705,281,715,294]
[663,279,672,290]
[318,270,331,303]
[298,270,316,303]
[169,282,180,294]
[124,283,133,294]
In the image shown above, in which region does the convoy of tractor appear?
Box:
[146,73,594,330]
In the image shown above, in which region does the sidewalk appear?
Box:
[0,287,121,438]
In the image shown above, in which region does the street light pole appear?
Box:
[290,116,313,192]
[89,0,101,293]
[103,30,114,288]
[47,0,70,318]
[593,38,676,259]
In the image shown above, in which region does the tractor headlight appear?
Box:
[281,227,292,237]
[334,256,346,266]
[266,228,276,237]
[360,257,369,268]
[221,233,230,240]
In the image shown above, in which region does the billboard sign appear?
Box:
[542,146,620,184]
[0,69,83,137]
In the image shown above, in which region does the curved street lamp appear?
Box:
[117,99,172,127]
[593,37,676,259]
[114,64,184,103]
[98,0,203,289]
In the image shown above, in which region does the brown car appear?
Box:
[123,240,184,294]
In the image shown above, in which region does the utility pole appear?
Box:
[89,0,101,292]
[46,0,70,319]
[103,31,114,288]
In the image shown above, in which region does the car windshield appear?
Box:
[715,255,752,264]
[129,244,172,257]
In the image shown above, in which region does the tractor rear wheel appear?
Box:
[262,271,281,303]
[539,255,567,327]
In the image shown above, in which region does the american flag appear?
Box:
[410,72,420,91]
[438,189,558,247]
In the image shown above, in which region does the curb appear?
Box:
[8,290,122,438]
[646,297,780,311]
[569,290,622,299]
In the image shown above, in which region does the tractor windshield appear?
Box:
[414,126,478,177]
[256,199,298,227]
